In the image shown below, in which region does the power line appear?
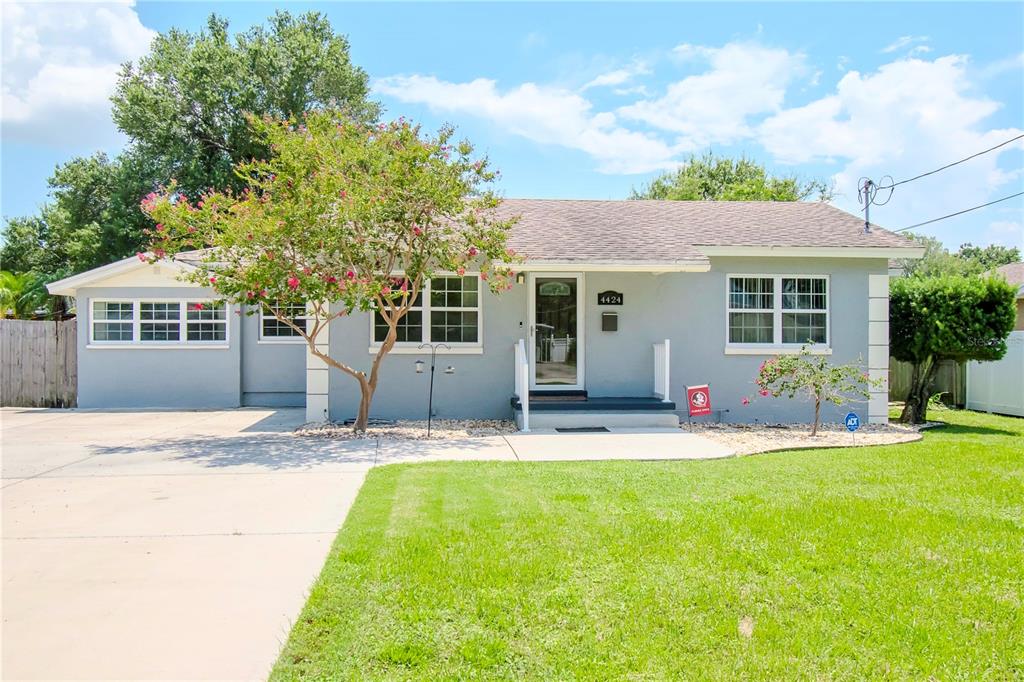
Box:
[878,134,1024,190]
[893,191,1024,233]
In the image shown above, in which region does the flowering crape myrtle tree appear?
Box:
[142,110,518,432]
[742,345,879,436]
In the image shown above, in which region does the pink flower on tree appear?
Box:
[137,252,147,262]
[413,226,423,236]
[208,276,217,285]
[287,276,300,290]
[456,267,466,276]
[192,303,204,311]
[759,389,770,397]
[346,270,355,280]
[468,246,478,257]
[741,397,751,406]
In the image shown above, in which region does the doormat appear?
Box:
[555,426,610,433]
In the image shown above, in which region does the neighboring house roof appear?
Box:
[994,262,1024,297]
[499,199,922,268]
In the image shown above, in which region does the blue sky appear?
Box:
[3,2,1022,250]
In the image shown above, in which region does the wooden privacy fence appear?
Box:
[888,357,966,407]
[0,318,77,407]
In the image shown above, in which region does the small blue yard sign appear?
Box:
[845,412,861,432]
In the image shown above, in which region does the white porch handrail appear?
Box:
[653,339,671,402]
[514,338,530,431]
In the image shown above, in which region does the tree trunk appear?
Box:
[353,379,375,433]
[900,357,937,424]
[811,396,821,437]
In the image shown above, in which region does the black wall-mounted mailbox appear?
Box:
[602,311,618,332]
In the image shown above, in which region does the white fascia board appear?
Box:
[507,260,711,273]
[46,256,193,296]
[696,246,926,260]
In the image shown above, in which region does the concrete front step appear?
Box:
[515,410,680,430]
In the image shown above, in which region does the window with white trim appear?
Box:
[90,300,227,345]
[260,304,307,340]
[372,276,481,346]
[92,301,134,341]
[727,275,829,346]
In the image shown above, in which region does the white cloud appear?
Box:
[373,75,680,173]
[881,35,929,54]
[984,220,1023,248]
[1,1,155,146]
[581,61,651,91]
[978,52,1024,80]
[618,42,806,151]
[758,55,1023,237]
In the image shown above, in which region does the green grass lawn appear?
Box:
[273,410,1023,680]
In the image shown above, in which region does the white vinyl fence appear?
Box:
[966,331,1024,417]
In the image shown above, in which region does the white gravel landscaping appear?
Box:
[679,421,927,456]
[295,419,517,440]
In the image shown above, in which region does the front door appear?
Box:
[529,273,584,390]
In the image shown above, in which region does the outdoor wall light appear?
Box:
[516,272,526,284]
[444,365,455,375]
[414,360,425,374]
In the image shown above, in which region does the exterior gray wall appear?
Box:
[239,305,305,407]
[75,286,242,408]
[326,257,886,425]
[583,258,884,424]
[327,286,527,422]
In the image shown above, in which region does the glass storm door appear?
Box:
[530,274,583,390]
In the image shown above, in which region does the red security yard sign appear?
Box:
[686,384,712,417]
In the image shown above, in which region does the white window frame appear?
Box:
[367,274,484,354]
[87,298,230,349]
[724,274,831,355]
[258,303,309,344]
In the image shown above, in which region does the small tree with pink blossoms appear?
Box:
[744,345,880,436]
[141,110,517,432]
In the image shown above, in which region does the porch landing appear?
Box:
[511,394,680,430]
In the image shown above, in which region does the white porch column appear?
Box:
[305,302,330,423]
[867,274,890,424]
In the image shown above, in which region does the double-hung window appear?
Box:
[371,275,482,349]
[260,304,307,342]
[90,300,227,346]
[727,275,829,349]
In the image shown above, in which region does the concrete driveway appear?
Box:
[1,407,372,681]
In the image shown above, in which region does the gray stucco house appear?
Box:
[48,199,922,428]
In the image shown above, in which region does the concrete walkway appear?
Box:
[1,408,730,680]
[376,428,735,464]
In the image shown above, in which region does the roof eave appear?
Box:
[45,256,193,297]
[507,259,711,273]
[696,246,926,259]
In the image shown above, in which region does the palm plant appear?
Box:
[0,271,51,319]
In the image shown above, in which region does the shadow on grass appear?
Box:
[926,423,1019,437]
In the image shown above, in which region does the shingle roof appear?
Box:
[995,262,1024,293]
[496,199,919,263]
